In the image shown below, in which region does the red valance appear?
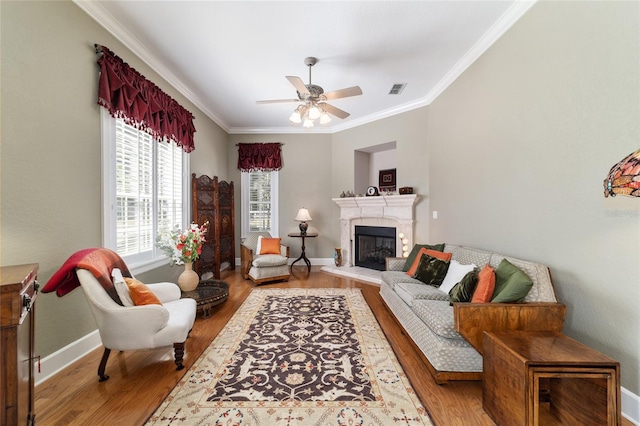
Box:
[96,45,196,153]
[237,143,283,172]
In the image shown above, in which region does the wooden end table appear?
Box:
[288,232,318,272]
[181,279,229,318]
[483,330,621,426]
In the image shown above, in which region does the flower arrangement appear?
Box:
[156,221,209,266]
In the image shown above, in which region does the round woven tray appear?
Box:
[181,279,229,318]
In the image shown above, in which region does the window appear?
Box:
[241,170,279,237]
[102,111,189,272]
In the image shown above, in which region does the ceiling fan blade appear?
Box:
[256,99,300,104]
[320,103,350,119]
[323,86,362,100]
[286,76,310,96]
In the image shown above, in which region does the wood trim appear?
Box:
[453,302,566,354]
[250,274,291,285]
[240,244,253,279]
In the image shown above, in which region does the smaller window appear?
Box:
[241,171,279,237]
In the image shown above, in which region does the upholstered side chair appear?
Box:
[240,231,290,285]
[76,268,196,382]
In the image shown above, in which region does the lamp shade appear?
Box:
[604,148,640,197]
[295,208,312,222]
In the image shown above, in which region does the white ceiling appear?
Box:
[76,1,535,134]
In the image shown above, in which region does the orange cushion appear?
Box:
[124,278,162,306]
[406,248,452,277]
[259,237,281,255]
[471,265,496,303]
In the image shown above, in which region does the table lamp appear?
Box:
[295,207,312,235]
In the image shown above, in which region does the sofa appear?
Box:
[379,243,566,384]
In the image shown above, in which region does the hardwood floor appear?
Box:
[34,267,630,425]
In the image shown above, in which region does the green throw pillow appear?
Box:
[449,269,479,304]
[412,254,450,287]
[403,243,445,272]
[491,259,533,303]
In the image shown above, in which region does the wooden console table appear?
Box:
[1,263,39,426]
[288,232,318,272]
[483,331,621,426]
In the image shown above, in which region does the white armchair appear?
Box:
[76,268,196,382]
[240,231,290,285]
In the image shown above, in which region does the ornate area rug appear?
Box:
[146,288,432,425]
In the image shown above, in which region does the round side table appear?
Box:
[181,279,229,318]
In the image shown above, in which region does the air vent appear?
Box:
[388,83,406,95]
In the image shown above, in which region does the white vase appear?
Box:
[178,262,199,292]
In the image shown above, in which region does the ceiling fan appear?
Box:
[257,57,363,127]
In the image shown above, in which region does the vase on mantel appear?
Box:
[334,248,342,267]
[178,262,199,292]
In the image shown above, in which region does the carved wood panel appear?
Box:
[192,174,235,279]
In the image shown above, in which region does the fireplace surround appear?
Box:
[333,194,419,268]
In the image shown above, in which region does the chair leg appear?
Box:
[173,342,185,370]
[98,348,111,382]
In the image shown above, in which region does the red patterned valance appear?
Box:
[96,45,196,153]
[237,143,283,172]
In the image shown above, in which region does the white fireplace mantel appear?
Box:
[333,194,420,267]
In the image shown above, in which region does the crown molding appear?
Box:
[75,0,536,136]
[73,0,230,133]
[423,0,537,105]
[228,125,335,135]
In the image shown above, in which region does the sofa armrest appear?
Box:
[385,257,406,271]
[240,244,253,279]
[280,244,290,258]
[453,302,566,353]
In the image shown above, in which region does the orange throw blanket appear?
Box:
[42,248,132,305]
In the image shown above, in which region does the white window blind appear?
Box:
[115,120,154,256]
[156,139,183,234]
[241,170,278,237]
[103,111,188,272]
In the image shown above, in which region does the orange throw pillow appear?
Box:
[406,248,452,277]
[124,278,162,306]
[471,265,496,303]
[259,237,281,255]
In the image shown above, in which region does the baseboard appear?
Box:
[623,387,640,425]
[34,329,102,386]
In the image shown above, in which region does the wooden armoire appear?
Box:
[192,174,235,279]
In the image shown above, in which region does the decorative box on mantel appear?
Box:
[333,194,420,267]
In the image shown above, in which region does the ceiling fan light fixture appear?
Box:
[289,110,302,123]
[258,57,363,127]
[308,105,321,120]
[319,112,331,125]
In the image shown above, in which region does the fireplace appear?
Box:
[354,226,396,271]
[332,194,419,268]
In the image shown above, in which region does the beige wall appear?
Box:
[227,134,334,259]
[331,108,431,247]
[0,1,228,357]
[427,1,639,393]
